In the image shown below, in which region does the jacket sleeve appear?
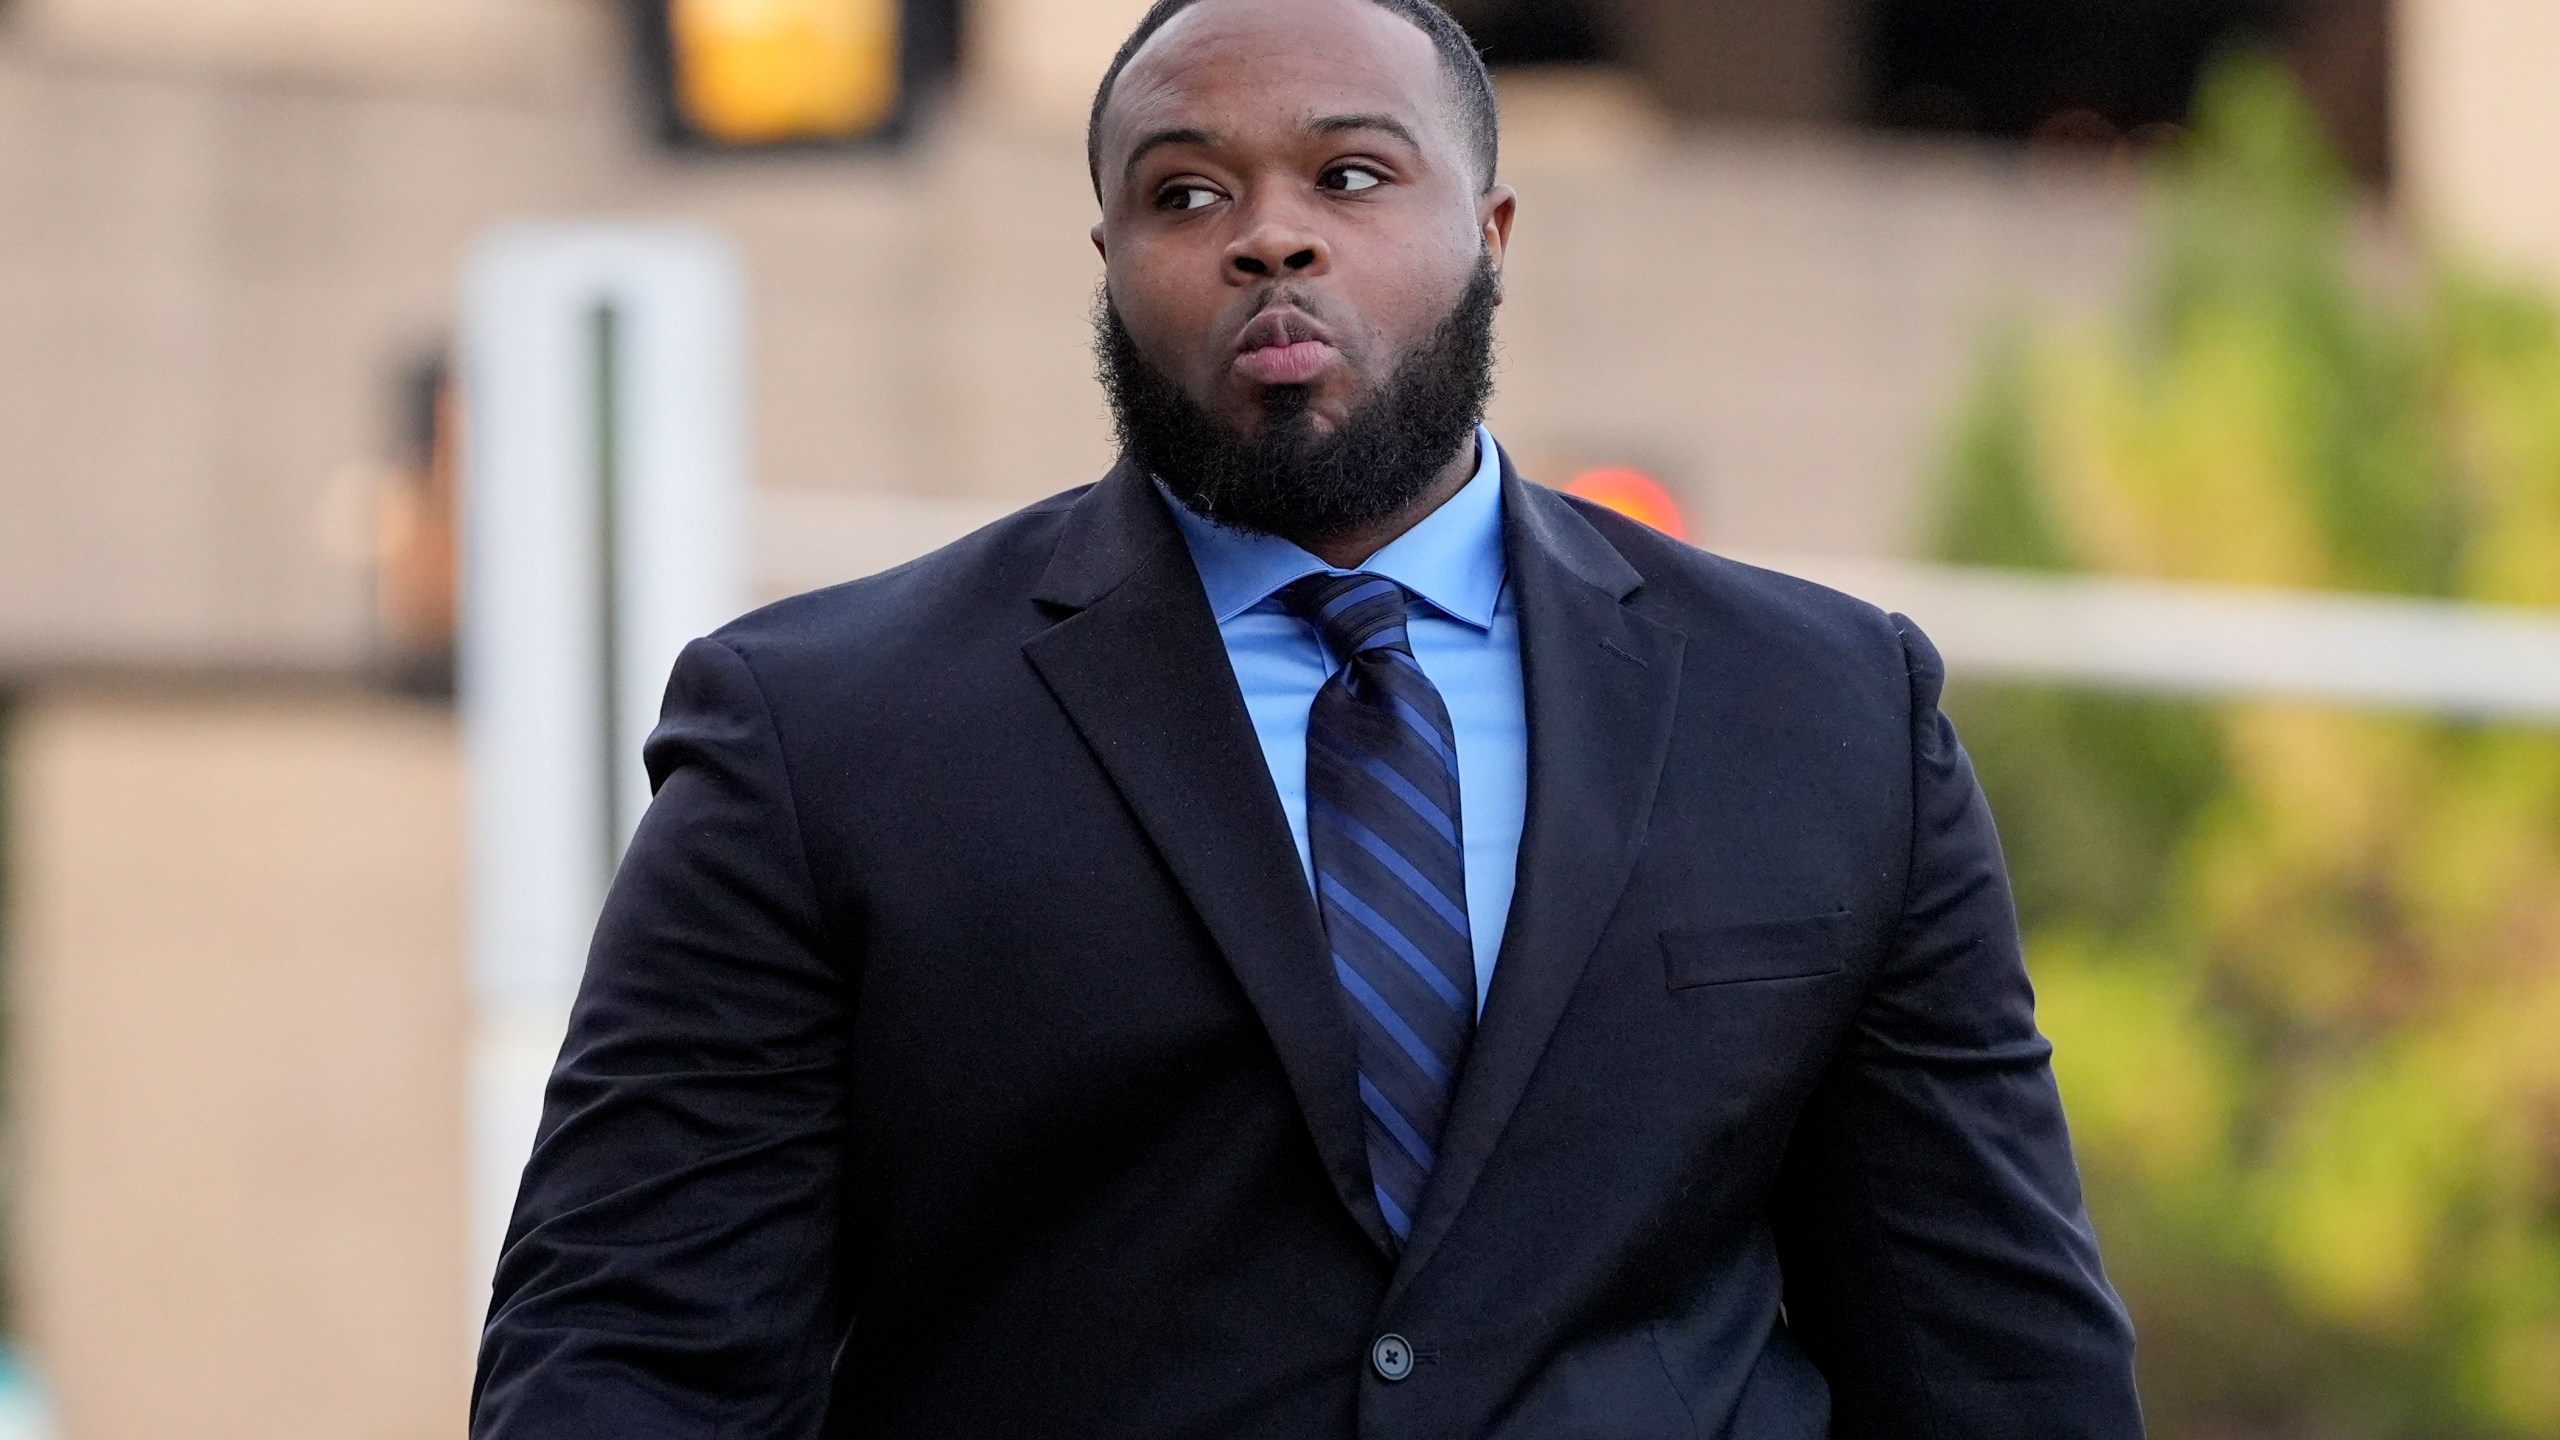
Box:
[472,636,853,1438]
[1770,615,2144,1439]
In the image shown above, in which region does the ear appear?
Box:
[1091,220,1109,261]
[1479,184,1517,300]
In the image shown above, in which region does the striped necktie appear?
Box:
[1283,572,1476,1248]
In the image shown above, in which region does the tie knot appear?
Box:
[1281,572,1414,662]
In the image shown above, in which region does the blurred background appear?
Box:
[0,0,2554,1436]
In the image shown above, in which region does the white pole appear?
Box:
[1739,552,2560,725]
[459,222,749,1336]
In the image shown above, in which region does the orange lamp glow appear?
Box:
[670,0,900,145]
[1563,466,1688,540]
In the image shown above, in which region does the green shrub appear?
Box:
[1932,57,2560,1439]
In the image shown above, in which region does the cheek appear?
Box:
[1333,240,1475,360]
[1108,240,1223,357]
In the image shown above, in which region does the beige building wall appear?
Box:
[972,0,1151,124]
[8,691,468,1440]
[9,0,594,91]
[0,40,625,673]
[2396,0,2560,287]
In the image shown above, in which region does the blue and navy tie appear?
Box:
[1284,572,1476,1247]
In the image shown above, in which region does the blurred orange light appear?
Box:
[1563,466,1687,540]
[671,0,900,145]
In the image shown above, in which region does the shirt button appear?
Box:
[1371,1333,1415,1381]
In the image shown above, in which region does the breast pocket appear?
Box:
[1660,911,1852,990]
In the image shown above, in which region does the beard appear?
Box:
[1094,253,1499,546]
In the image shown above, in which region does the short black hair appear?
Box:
[1087,0,1500,198]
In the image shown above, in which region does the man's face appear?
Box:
[1090,0,1515,448]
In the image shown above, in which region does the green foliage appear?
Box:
[1931,57,2560,1439]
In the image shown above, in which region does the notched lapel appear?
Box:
[1389,471,1688,1295]
[1022,469,1396,1257]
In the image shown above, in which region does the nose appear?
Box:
[1224,198,1330,283]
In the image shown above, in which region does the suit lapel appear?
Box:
[1388,465,1688,1295]
[1022,466,1397,1256]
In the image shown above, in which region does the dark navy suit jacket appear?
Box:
[473,457,2144,1438]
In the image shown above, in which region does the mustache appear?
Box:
[1243,284,1326,325]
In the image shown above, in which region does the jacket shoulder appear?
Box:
[701,484,1090,685]
[1554,491,1909,685]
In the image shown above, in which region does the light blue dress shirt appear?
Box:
[1160,426,1527,1016]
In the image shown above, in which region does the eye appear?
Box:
[1322,164,1385,193]
[1156,183,1224,213]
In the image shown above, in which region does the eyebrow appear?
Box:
[1121,126,1220,187]
[1308,112,1421,150]
[1116,113,1426,189]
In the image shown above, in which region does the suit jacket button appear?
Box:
[1371,1333,1415,1381]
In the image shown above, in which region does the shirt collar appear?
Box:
[1158,425,1507,630]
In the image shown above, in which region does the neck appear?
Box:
[1296,434,1483,570]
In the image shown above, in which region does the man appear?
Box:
[472,0,2144,1434]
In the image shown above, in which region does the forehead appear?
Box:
[1101,0,1458,165]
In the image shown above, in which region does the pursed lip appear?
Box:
[1232,305,1337,356]
[1230,305,1342,386]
